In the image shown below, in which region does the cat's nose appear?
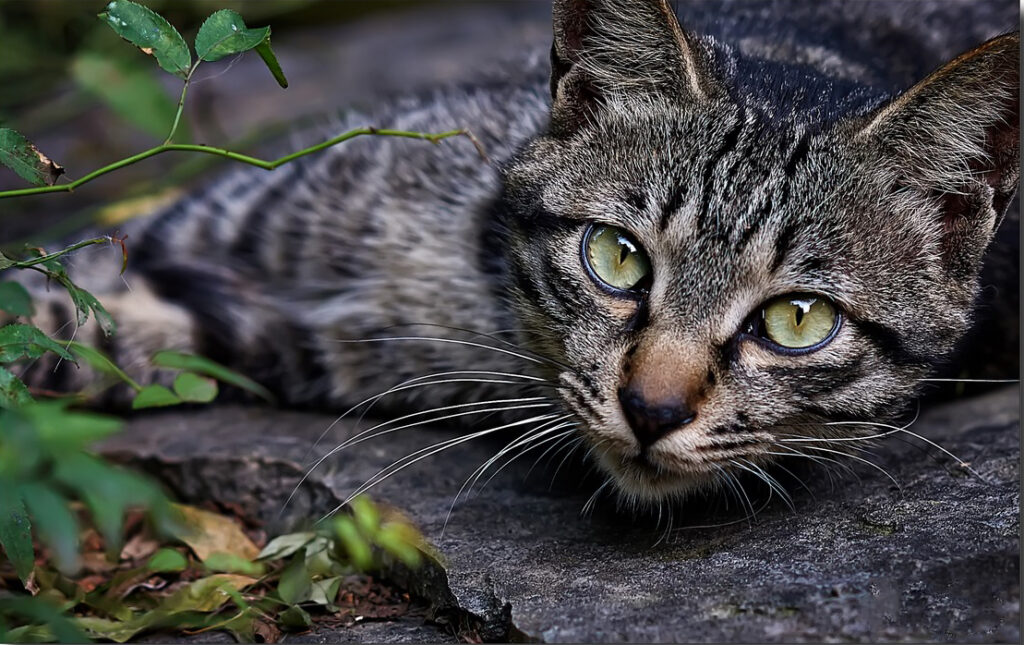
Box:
[617,386,696,447]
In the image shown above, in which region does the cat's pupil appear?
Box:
[794,305,805,328]
[618,243,629,266]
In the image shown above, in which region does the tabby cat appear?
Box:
[13,0,1020,505]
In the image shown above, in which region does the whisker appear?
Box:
[581,479,613,518]
[795,444,902,493]
[373,322,573,371]
[302,370,549,462]
[323,412,564,521]
[735,458,795,513]
[441,416,573,533]
[333,335,549,369]
[284,399,551,513]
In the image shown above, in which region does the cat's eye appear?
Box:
[582,224,652,294]
[749,295,840,352]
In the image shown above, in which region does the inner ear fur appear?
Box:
[549,0,725,135]
[859,32,1019,226]
[857,32,1019,280]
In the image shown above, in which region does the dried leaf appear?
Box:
[170,504,260,562]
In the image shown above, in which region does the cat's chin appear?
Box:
[595,450,717,503]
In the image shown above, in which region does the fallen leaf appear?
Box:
[171,504,260,562]
[119,532,161,563]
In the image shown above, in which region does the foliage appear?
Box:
[0,2,440,641]
[0,497,427,643]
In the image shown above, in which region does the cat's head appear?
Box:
[497,0,1019,502]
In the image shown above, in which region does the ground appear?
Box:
[101,385,1020,643]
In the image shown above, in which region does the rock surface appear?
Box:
[103,386,1020,642]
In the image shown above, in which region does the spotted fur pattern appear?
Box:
[11,1,1018,504]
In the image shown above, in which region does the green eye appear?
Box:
[583,224,652,293]
[761,296,838,350]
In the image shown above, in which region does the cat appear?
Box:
[11,0,1019,507]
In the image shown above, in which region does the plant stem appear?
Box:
[1,237,111,267]
[164,62,200,145]
[0,127,479,201]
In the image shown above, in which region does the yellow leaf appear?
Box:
[171,504,259,562]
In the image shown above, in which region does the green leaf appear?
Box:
[255,40,288,88]
[307,576,342,608]
[152,351,274,402]
[172,372,217,403]
[0,367,32,407]
[146,548,188,573]
[0,128,65,187]
[22,402,123,446]
[160,573,256,613]
[68,342,141,391]
[277,605,312,631]
[132,384,182,409]
[195,10,267,61]
[375,524,423,568]
[70,51,179,140]
[0,323,73,363]
[275,552,311,605]
[334,516,373,571]
[0,282,34,317]
[0,596,90,643]
[20,483,78,574]
[351,495,380,537]
[98,0,192,78]
[257,531,315,561]
[0,486,34,585]
[193,9,287,88]
[203,552,265,576]
[66,286,116,336]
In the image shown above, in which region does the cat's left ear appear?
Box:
[856,32,1019,264]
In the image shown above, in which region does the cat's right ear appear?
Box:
[549,0,725,135]
[855,32,1019,277]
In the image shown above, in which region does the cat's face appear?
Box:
[496,0,1018,502]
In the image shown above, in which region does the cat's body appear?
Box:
[15,1,1019,505]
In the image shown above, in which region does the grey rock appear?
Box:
[103,386,1020,642]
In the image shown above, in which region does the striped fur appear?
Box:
[9,1,1018,503]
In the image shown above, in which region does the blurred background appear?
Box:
[0,0,1016,247]
[0,1,552,243]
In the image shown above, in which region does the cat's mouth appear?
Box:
[595,446,716,500]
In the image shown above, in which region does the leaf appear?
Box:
[169,504,260,562]
[195,10,268,61]
[66,285,116,336]
[0,323,73,363]
[70,51,179,140]
[203,552,265,576]
[0,367,32,407]
[0,128,65,187]
[20,483,78,574]
[277,605,312,631]
[172,372,217,403]
[307,576,342,607]
[152,351,274,402]
[68,342,141,391]
[0,596,90,644]
[146,548,188,573]
[257,531,315,561]
[0,282,34,317]
[194,9,287,87]
[98,0,191,78]
[334,515,373,571]
[0,486,34,585]
[23,402,123,446]
[351,495,380,537]
[375,524,423,568]
[255,41,288,88]
[160,573,257,613]
[132,384,181,409]
[275,553,311,605]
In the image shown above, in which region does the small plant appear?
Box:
[0,2,444,641]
